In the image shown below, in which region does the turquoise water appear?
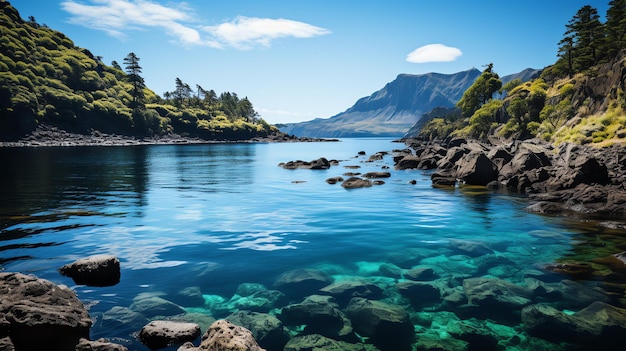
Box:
[0,139,622,350]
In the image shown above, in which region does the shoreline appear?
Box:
[0,125,339,148]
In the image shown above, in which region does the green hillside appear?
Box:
[0,1,277,140]
[415,3,626,146]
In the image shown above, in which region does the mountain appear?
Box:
[280,69,482,138]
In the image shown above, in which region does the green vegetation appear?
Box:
[418,1,626,146]
[0,2,277,140]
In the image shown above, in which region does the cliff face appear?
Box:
[280,69,482,138]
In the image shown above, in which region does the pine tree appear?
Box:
[558,6,604,73]
[122,52,145,110]
[606,0,626,59]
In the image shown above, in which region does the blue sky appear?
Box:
[12,0,609,124]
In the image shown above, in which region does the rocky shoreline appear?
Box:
[397,137,626,221]
[0,125,338,148]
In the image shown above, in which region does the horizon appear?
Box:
[10,0,609,124]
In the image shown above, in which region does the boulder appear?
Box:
[395,281,441,304]
[521,302,626,347]
[172,286,205,307]
[59,254,121,287]
[346,297,414,351]
[226,311,289,351]
[192,320,266,351]
[318,280,384,305]
[100,306,149,334]
[279,158,331,170]
[404,267,439,281]
[274,269,333,298]
[499,146,551,179]
[279,295,356,341]
[361,172,391,179]
[0,272,92,351]
[325,176,344,184]
[283,334,372,351]
[462,277,532,321]
[75,338,128,351]
[341,177,372,189]
[394,155,421,170]
[437,146,469,170]
[138,320,201,350]
[129,295,186,318]
[455,151,498,186]
[449,240,494,257]
[231,289,288,313]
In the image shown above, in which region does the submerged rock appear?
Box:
[522,301,626,347]
[129,295,185,318]
[346,297,414,351]
[274,269,333,298]
[59,254,121,287]
[341,177,373,189]
[0,272,92,351]
[319,280,384,305]
[283,334,374,351]
[226,311,289,351]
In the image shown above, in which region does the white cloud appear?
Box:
[203,16,331,49]
[406,44,462,63]
[60,1,329,49]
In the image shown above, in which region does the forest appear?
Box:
[0,2,277,140]
[416,1,626,146]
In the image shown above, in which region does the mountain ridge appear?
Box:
[280,68,539,138]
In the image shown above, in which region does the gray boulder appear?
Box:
[522,302,626,347]
[283,334,375,351]
[274,269,333,298]
[404,267,438,281]
[139,320,201,350]
[279,158,330,170]
[346,297,414,351]
[319,280,384,305]
[75,338,128,351]
[0,272,92,351]
[226,311,289,351]
[59,254,120,287]
[200,320,265,351]
[341,177,373,189]
[455,151,498,186]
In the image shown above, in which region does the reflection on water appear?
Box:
[0,140,625,351]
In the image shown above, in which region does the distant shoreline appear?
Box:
[0,125,339,148]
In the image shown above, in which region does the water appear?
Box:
[0,139,624,350]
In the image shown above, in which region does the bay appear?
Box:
[0,138,621,350]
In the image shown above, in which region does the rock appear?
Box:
[226,311,289,351]
[378,263,403,278]
[139,320,201,350]
[462,277,532,321]
[172,286,205,307]
[542,262,595,280]
[129,295,186,318]
[279,295,356,341]
[231,289,288,313]
[75,338,128,351]
[283,334,372,351]
[437,146,469,170]
[346,297,414,351]
[341,177,372,189]
[59,254,121,287]
[404,267,438,281]
[394,155,421,170]
[361,172,391,179]
[279,158,331,170]
[319,280,384,304]
[198,320,266,351]
[455,151,498,186]
[367,152,386,162]
[0,337,14,351]
[100,306,149,334]
[449,239,494,257]
[325,176,344,184]
[274,269,333,298]
[431,171,457,186]
[522,302,626,347]
[235,283,267,297]
[395,281,441,304]
[0,272,92,351]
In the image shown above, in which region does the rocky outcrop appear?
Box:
[0,272,92,351]
[59,255,121,287]
[402,138,626,218]
[279,158,332,170]
[138,320,201,349]
[521,301,626,347]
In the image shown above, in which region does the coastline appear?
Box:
[0,125,339,148]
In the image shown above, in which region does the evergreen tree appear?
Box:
[457,64,502,118]
[606,0,626,58]
[122,52,145,110]
[558,6,604,73]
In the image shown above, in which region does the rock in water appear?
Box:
[59,254,121,286]
[139,320,201,349]
[199,320,266,351]
[0,272,92,351]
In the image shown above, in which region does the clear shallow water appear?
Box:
[0,139,624,350]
